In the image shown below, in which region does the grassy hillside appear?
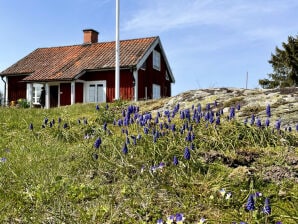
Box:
[0,93,297,223]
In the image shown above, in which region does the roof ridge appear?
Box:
[35,36,159,50]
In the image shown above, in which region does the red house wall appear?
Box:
[60,83,71,106]
[81,69,134,102]
[7,76,27,102]
[75,82,83,103]
[138,48,172,100]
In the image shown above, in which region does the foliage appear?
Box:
[0,99,297,223]
[17,98,30,108]
[259,35,298,88]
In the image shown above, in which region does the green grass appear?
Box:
[0,101,297,223]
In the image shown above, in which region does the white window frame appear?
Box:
[84,81,106,103]
[153,50,161,71]
[152,84,161,99]
[32,83,43,105]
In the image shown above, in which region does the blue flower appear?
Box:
[237,103,241,110]
[184,147,190,160]
[175,213,185,223]
[246,194,255,211]
[29,123,33,130]
[265,118,270,127]
[63,123,68,129]
[156,219,163,224]
[44,117,48,125]
[94,137,101,149]
[263,197,271,215]
[167,215,175,223]
[96,104,100,110]
[229,107,235,119]
[173,156,179,166]
[122,143,128,154]
[275,120,281,130]
[266,104,271,117]
[250,114,255,125]
[216,116,220,125]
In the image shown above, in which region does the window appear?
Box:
[85,81,106,103]
[32,83,43,104]
[152,84,161,99]
[165,71,170,81]
[153,50,161,70]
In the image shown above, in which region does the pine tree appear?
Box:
[259,35,298,88]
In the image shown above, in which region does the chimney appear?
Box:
[83,29,99,44]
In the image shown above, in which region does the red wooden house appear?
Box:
[0,29,175,108]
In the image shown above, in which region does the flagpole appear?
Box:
[115,0,120,100]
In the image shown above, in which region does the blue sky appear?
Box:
[0,0,297,96]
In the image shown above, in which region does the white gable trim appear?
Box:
[136,37,175,83]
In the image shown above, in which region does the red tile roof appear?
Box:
[1,37,157,81]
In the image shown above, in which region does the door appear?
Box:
[88,83,105,103]
[50,86,59,107]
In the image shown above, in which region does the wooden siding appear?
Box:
[75,82,84,103]
[138,48,171,99]
[60,83,71,106]
[7,76,27,102]
[80,70,134,102]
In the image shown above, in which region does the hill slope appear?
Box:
[0,87,297,223]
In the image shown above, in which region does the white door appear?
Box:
[87,82,106,103]
[152,84,161,99]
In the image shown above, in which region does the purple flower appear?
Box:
[175,213,185,222]
[229,107,235,119]
[1,157,7,163]
[96,104,100,110]
[184,147,190,160]
[29,123,33,130]
[288,126,292,132]
[122,143,128,154]
[173,156,179,165]
[275,120,281,130]
[206,103,210,111]
[246,194,255,211]
[44,117,48,125]
[237,103,241,110]
[58,117,62,123]
[94,137,101,149]
[156,219,163,224]
[296,124,298,131]
[265,118,270,127]
[266,104,271,117]
[171,124,176,132]
[63,123,68,129]
[263,198,271,215]
[250,114,255,125]
[215,115,221,125]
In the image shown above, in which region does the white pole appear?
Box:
[115,0,120,100]
[246,72,248,89]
